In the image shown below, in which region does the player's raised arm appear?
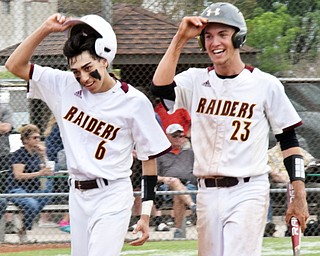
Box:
[152,16,207,86]
[5,13,71,81]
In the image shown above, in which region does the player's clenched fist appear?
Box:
[176,16,208,41]
[41,13,72,33]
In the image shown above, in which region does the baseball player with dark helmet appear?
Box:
[151,2,309,255]
[6,13,171,255]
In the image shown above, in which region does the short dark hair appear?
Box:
[63,24,101,63]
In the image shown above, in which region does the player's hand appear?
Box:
[42,13,73,33]
[176,16,208,41]
[285,181,309,232]
[129,215,150,246]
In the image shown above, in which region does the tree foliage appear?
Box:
[256,0,320,16]
[56,0,320,75]
[58,0,103,16]
[246,3,320,74]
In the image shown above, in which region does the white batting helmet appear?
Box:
[66,14,117,65]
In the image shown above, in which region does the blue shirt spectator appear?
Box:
[6,124,54,243]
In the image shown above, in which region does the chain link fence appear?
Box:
[0,0,319,244]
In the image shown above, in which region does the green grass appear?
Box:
[0,248,70,256]
[0,71,18,79]
[262,237,320,256]
[0,237,319,256]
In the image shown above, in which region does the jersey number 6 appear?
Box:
[95,140,107,160]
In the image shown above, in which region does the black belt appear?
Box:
[202,177,250,188]
[74,178,108,190]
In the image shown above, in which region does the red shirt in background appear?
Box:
[155,102,191,136]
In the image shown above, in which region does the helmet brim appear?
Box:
[64,18,83,38]
[64,18,100,38]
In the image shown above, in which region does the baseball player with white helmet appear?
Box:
[151,2,309,256]
[6,13,171,256]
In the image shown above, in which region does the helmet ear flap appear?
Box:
[95,38,115,65]
[232,32,246,48]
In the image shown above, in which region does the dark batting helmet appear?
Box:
[198,2,247,50]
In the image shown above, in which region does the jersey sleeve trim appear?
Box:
[27,64,35,93]
[148,146,172,160]
[283,121,303,132]
[29,63,35,80]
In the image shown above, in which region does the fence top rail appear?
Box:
[0,187,319,198]
[279,78,320,83]
[0,193,69,198]
[269,187,320,193]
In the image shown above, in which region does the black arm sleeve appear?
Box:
[275,129,299,151]
[150,81,176,101]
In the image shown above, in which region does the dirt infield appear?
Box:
[0,243,70,253]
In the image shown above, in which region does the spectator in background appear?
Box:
[42,114,70,231]
[154,101,191,140]
[155,124,196,238]
[44,115,70,233]
[0,103,13,173]
[6,124,54,243]
[44,115,64,170]
[0,103,14,234]
[0,198,7,223]
[0,198,7,243]
[0,103,13,193]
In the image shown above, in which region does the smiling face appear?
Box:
[204,23,244,75]
[69,51,112,93]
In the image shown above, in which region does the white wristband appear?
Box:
[141,200,153,216]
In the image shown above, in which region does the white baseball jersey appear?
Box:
[168,66,301,178]
[28,64,171,180]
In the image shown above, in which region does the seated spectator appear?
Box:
[155,123,196,238]
[154,101,191,137]
[0,103,15,235]
[0,198,7,242]
[0,102,13,190]
[6,124,54,243]
[44,115,64,171]
[43,115,69,231]
[0,198,7,221]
